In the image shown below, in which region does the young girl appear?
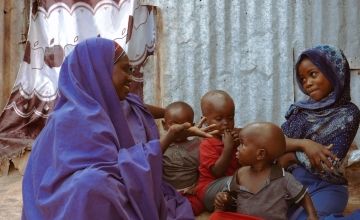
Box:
[280,45,360,219]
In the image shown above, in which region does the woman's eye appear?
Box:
[129,67,135,74]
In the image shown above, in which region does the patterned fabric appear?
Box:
[281,44,360,184]
[0,0,156,175]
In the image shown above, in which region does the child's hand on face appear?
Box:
[214,192,230,211]
[223,130,234,151]
[230,128,240,147]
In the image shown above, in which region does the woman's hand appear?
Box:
[301,139,336,170]
[160,120,218,152]
[195,116,219,136]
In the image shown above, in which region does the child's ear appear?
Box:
[256,148,266,160]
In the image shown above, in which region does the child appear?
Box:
[196,90,240,212]
[161,101,204,215]
[279,45,360,219]
[214,122,318,220]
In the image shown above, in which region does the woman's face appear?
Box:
[112,55,133,100]
[297,58,333,101]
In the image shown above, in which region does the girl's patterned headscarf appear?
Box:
[294,44,351,109]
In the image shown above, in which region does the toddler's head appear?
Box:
[236,122,286,166]
[162,101,194,142]
[200,90,235,138]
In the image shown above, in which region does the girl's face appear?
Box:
[297,58,333,101]
[112,55,133,100]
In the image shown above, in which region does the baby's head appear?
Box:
[236,122,286,166]
[200,90,235,138]
[162,101,194,142]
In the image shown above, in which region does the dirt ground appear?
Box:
[0,166,22,220]
[0,163,358,220]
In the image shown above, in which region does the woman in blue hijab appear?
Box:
[22,37,213,220]
[281,45,360,219]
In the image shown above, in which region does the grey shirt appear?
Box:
[162,137,201,190]
[230,165,307,220]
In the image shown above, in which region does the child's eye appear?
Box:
[310,72,318,78]
[215,117,222,121]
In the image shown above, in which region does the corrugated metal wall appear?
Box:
[0,1,30,111]
[1,0,360,144]
[142,0,360,144]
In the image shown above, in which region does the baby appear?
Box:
[214,122,318,220]
[161,101,203,215]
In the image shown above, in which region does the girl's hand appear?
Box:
[214,192,230,211]
[302,139,336,170]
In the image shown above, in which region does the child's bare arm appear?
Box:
[211,130,234,177]
[144,104,165,119]
[300,193,318,220]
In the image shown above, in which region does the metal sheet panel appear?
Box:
[1,0,359,145]
[143,0,360,145]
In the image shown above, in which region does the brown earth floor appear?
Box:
[0,164,359,220]
[0,166,22,220]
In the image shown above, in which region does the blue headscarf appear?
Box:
[22,38,193,220]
